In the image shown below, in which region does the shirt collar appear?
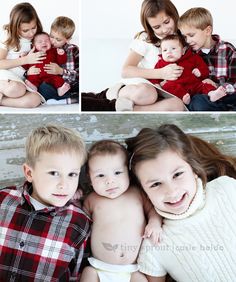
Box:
[154,178,206,220]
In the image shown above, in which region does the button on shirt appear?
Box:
[0,182,90,281]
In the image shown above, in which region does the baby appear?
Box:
[150,34,226,104]
[24,32,70,96]
[80,140,162,282]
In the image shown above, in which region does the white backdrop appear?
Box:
[81,0,235,92]
[0,0,79,45]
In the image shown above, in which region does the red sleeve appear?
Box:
[193,53,209,79]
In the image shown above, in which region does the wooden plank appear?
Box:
[0,113,236,187]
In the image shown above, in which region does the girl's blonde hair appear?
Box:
[25,124,86,168]
[126,124,236,187]
[4,2,43,51]
[51,16,75,40]
[139,0,179,46]
[178,7,213,31]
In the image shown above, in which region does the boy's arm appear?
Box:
[142,191,162,244]
[62,45,79,85]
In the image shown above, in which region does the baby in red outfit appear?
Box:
[24,32,70,96]
[150,34,226,104]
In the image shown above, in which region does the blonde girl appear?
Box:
[126,124,236,281]
[107,0,184,111]
[0,2,46,108]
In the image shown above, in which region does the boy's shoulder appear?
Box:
[212,34,236,51]
[0,184,23,199]
[63,43,79,52]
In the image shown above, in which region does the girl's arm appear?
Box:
[147,275,166,282]
[121,50,183,81]
[0,47,45,70]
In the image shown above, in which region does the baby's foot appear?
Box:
[57,82,71,96]
[182,93,191,105]
[115,97,134,111]
[106,82,124,100]
[25,79,37,91]
[208,86,226,102]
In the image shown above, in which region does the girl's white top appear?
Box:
[121,32,160,85]
[138,176,236,281]
[0,30,31,81]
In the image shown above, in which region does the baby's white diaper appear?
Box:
[88,257,139,282]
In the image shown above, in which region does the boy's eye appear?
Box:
[69,172,79,177]
[48,171,59,176]
[150,182,161,189]
[173,171,183,178]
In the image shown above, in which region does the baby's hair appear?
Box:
[51,16,75,39]
[4,2,43,51]
[126,124,236,187]
[178,7,213,31]
[139,0,179,46]
[88,140,128,166]
[25,124,86,168]
[33,31,50,44]
[160,33,187,48]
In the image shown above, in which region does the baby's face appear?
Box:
[89,153,130,199]
[161,39,184,62]
[34,34,51,52]
[23,151,82,207]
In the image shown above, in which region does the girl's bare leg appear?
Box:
[131,271,148,282]
[134,96,185,111]
[0,80,26,98]
[80,266,99,282]
[1,91,41,108]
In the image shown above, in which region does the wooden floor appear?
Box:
[0,113,236,187]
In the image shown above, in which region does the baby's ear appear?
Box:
[23,163,33,182]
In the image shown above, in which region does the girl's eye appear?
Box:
[173,171,183,178]
[48,171,59,176]
[69,172,79,177]
[150,182,161,189]
[115,171,122,175]
[164,20,170,25]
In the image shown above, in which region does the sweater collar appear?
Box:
[154,178,205,220]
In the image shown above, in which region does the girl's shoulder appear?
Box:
[134,31,148,42]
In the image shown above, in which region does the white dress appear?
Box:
[121,32,160,86]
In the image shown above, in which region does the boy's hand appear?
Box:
[44,63,63,75]
[143,222,162,245]
[57,48,65,55]
[192,68,201,77]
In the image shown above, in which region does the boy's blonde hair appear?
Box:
[178,7,213,31]
[51,16,75,39]
[25,125,86,168]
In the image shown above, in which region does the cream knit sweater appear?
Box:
[138,176,236,281]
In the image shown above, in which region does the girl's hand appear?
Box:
[44,63,63,75]
[24,47,46,64]
[202,78,217,87]
[27,66,41,75]
[143,222,162,245]
[161,63,183,81]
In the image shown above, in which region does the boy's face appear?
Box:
[23,151,82,207]
[89,153,130,199]
[180,25,211,51]
[34,34,51,52]
[161,39,184,62]
[50,29,68,48]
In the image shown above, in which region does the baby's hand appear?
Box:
[192,68,201,77]
[70,189,83,207]
[143,222,162,245]
[57,48,65,55]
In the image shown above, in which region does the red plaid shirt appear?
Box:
[197,34,236,93]
[0,182,90,281]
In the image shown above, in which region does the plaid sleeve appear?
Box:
[63,45,79,85]
[225,44,236,92]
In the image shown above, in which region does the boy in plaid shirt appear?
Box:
[0,125,90,281]
[38,17,79,104]
[179,7,236,111]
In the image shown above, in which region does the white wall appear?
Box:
[0,0,79,45]
[81,0,235,92]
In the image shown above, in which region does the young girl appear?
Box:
[126,124,236,281]
[0,2,45,108]
[82,0,185,112]
[80,140,162,282]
